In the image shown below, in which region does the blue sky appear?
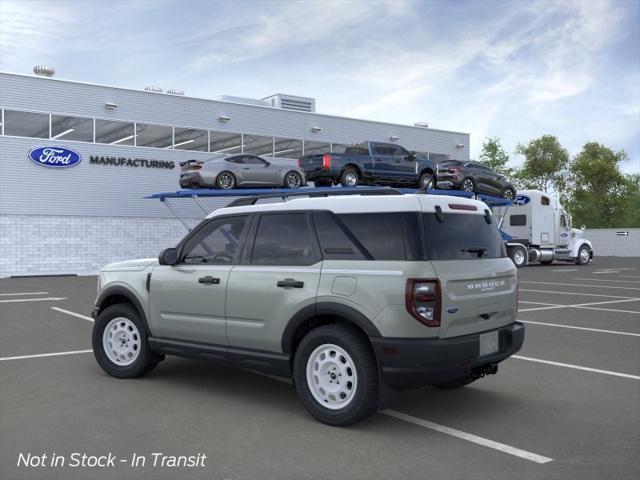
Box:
[1,0,638,172]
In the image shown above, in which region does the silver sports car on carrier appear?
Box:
[179,154,306,189]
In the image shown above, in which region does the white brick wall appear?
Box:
[0,214,198,277]
[585,228,640,257]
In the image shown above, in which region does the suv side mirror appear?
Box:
[159,248,178,266]
[406,151,416,161]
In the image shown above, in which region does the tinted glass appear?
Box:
[274,137,303,158]
[4,110,49,138]
[210,131,242,154]
[423,213,505,260]
[337,213,406,260]
[226,156,243,163]
[541,196,550,206]
[252,214,316,265]
[304,141,330,156]
[313,211,366,260]
[510,215,527,226]
[345,147,369,156]
[243,155,266,165]
[95,119,135,145]
[174,127,208,151]
[439,160,462,168]
[243,134,273,156]
[136,123,172,148]
[182,216,248,264]
[51,115,93,142]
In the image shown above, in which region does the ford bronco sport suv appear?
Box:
[92,190,524,426]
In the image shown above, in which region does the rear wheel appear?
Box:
[433,377,476,389]
[502,187,515,200]
[284,171,303,189]
[92,304,161,379]
[418,172,434,190]
[340,168,359,187]
[461,177,475,192]
[576,245,591,265]
[293,324,379,426]
[216,171,236,189]
[508,245,527,268]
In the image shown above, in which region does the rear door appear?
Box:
[226,212,321,352]
[420,204,517,339]
[149,215,250,345]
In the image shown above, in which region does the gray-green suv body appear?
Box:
[92,192,524,425]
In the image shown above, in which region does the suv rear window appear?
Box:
[423,213,505,260]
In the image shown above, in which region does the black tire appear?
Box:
[293,324,379,426]
[461,177,475,193]
[216,171,236,189]
[507,245,527,268]
[314,178,333,187]
[502,187,515,201]
[340,168,359,187]
[92,303,161,379]
[540,259,553,265]
[575,245,591,265]
[284,170,303,189]
[418,172,434,190]
[433,377,477,389]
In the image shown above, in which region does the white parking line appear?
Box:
[574,306,640,315]
[518,297,640,312]
[593,270,620,274]
[552,269,578,272]
[0,291,49,296]
[519,320,640,337]
[0,349,93,362]
[51,307,94,322]
[518,301,559,306]
[620,275,640,279]
[382,410,553,464]
[513,356,640,380]
[520,289,636,299]
[0,297,67,304]
[572,278,640,284]
[521,281,640,291]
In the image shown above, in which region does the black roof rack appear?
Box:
[225,187,403,207]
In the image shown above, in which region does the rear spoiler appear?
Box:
[179,159,205,168]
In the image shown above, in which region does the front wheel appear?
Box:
[502,187,515,201]
[508,245,527,268]
[576,245,591,265]
[340,168,359,187]
[418,172,434,190]
[92,304,161,379]
[293,324,379,426]
[461,177,475,192]
[284,170,303,189]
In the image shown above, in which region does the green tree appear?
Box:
[515,135,569,192]
[618,173,640,228]
[479,137,514,177]
[566,142,629,228]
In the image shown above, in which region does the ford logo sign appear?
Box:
[514,195,530,205]
[28,146,82,168]
[446,306,459,314]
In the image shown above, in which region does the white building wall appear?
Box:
[585,228,640,257]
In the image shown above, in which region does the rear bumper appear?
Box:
[179,172,209,188]
[371,322,525,390]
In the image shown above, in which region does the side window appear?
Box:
[313,211,366,260]
[510,215,527,226]
[561,215,567,227]
[226,156,243,164]
[389,145,408,157]
[181,216,248,264]
[336,213,406,260]
[373,144,393,156]
[243,155,266,165]
[251,213,317,265]
[541,196,550,206]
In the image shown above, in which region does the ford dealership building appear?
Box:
[0,70,470,277]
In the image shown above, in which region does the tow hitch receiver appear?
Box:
[472,363,498,379]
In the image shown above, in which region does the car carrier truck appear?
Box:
[491,190,594,267]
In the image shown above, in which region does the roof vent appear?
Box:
[167,88,185,96]
[33,65,55,77]
[144,85,163,93]
[414,122,429,128]
[262,94,316,113]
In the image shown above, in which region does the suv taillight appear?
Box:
[405,279,441,327]
[448,167,461,173]
[297,159,301,167]
[322,154,332,170]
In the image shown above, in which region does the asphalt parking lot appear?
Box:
[1,257,639,480]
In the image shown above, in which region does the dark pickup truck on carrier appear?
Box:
[298,142,437,188]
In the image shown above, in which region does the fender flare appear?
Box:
[281,302,382,354]
[94,285,151,334]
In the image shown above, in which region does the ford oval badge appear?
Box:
[28,146,82,168]
[447,306,459,314]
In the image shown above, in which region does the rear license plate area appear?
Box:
[479,331,499,357]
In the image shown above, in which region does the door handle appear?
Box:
[198,276,220,285]
[277,278,304,288]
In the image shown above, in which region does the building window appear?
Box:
[135,123,173,148]
[95,119,135,145]
[173,127,208,151]
[210,131,242,154]
[3,110,49,138]
[303,141,330,156]
[273,137,303,159]
[51,114,93,142]
[243,134,274,157]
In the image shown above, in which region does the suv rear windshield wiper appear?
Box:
[460,247,488,257]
